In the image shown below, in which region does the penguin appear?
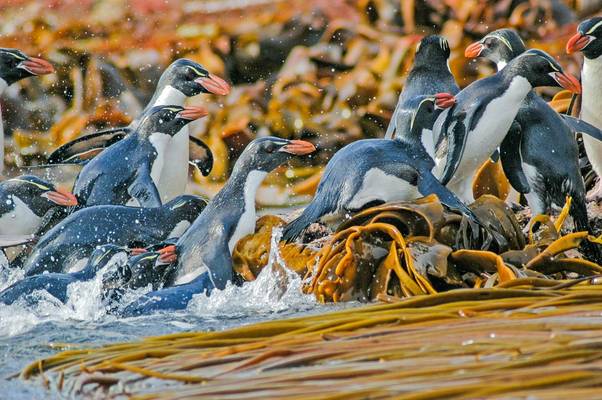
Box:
[21,195,207,276]
[47,58,229,202]
[73,105,207,207]
[0,244,128,305]
[567,17,602,201]
[120,137,316,315]
[0,48,54,174]
[433,49,581,204]
[465,29,598,241]
[282,95,480,242]
[101,250,174,313]
[0,175,77,238]
[385,35,459,140]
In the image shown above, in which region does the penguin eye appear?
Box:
[264,143,276,153]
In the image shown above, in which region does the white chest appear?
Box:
[228,170,267,253]
[167,220,191,239]
[581,56,602,128]
[0,195,41,235]
[348,168,420,210]
[148,132,172,184]
[438,76,531,185]
[157,126,190,202]
[580,56,602,175]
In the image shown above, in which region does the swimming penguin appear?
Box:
[0,244,128,305]
[21,195,207,276]
[567,17,602,201]
[0,175,77,238]
[101,250,173,313]
[433,49,581,203]
[282,95,479,242]
[0,48,54,174]
[48,58,229,202]
[120,137,316,315]
[73,105,207,207]
[465,29,598,240]
[385,35,459,140]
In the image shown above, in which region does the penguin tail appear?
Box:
[570,195,602,264]
[282,203,325,243]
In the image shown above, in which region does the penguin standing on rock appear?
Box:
[0,176,77,239]
[465,29,600,243]
[120,137,316,316]
[48,59,230,202]
[282,95,479,243]
[433,49,582,204]
[567,17,602,201]
[385,35,459,140]
[73,105,208,207]
[21,195,207,276]
[0,48,54,174]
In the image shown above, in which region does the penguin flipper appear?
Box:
[500,121,531,194]
[128,170,162,208]
[562,115,602,141]
[438,113,468,186]
[188,136,214,176]
[47,127,131,165]
[417,170,480,225]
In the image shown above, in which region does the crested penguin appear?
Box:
[0,175,77,237]
[385,35,459,140]
[120,137,316,315]
[282,95,479,242]
[48,59,229,202]
[21,195,207,276]
[0,244,128,305]
[73,105,207,207]
[567,17,602,201]
[0,48,54,174]
[466,29,597,242]
[433,49,581,203]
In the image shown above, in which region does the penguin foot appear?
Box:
[158,245,177,264]
[586,179,602,203]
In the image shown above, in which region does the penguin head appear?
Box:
[164,195,208,222]
[465,29,526,66]
[2,175,78,214]
[408,94,455,135]
[138,105,208,137]
[567,17,602,59]
[509,49,581,93]
[161,59,231,97]
[0,48,54,87]
[233,136,316,174]
[89,244,130,274]
[414,35,451,67]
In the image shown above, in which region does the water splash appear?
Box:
[188,226,316,317]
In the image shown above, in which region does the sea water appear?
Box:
[0,228,355,399]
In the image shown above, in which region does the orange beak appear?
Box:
[464,41,484,58]
[178,106,209,120]
[566,33,594,54]
[19,57,55,76]
[552,72,582,94]
[158,245,177,264]
[43,187,78,206]
[435,92,456,108]
[195,73,231,96]
[280,140,316,156]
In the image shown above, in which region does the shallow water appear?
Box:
[0,228,355,399]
